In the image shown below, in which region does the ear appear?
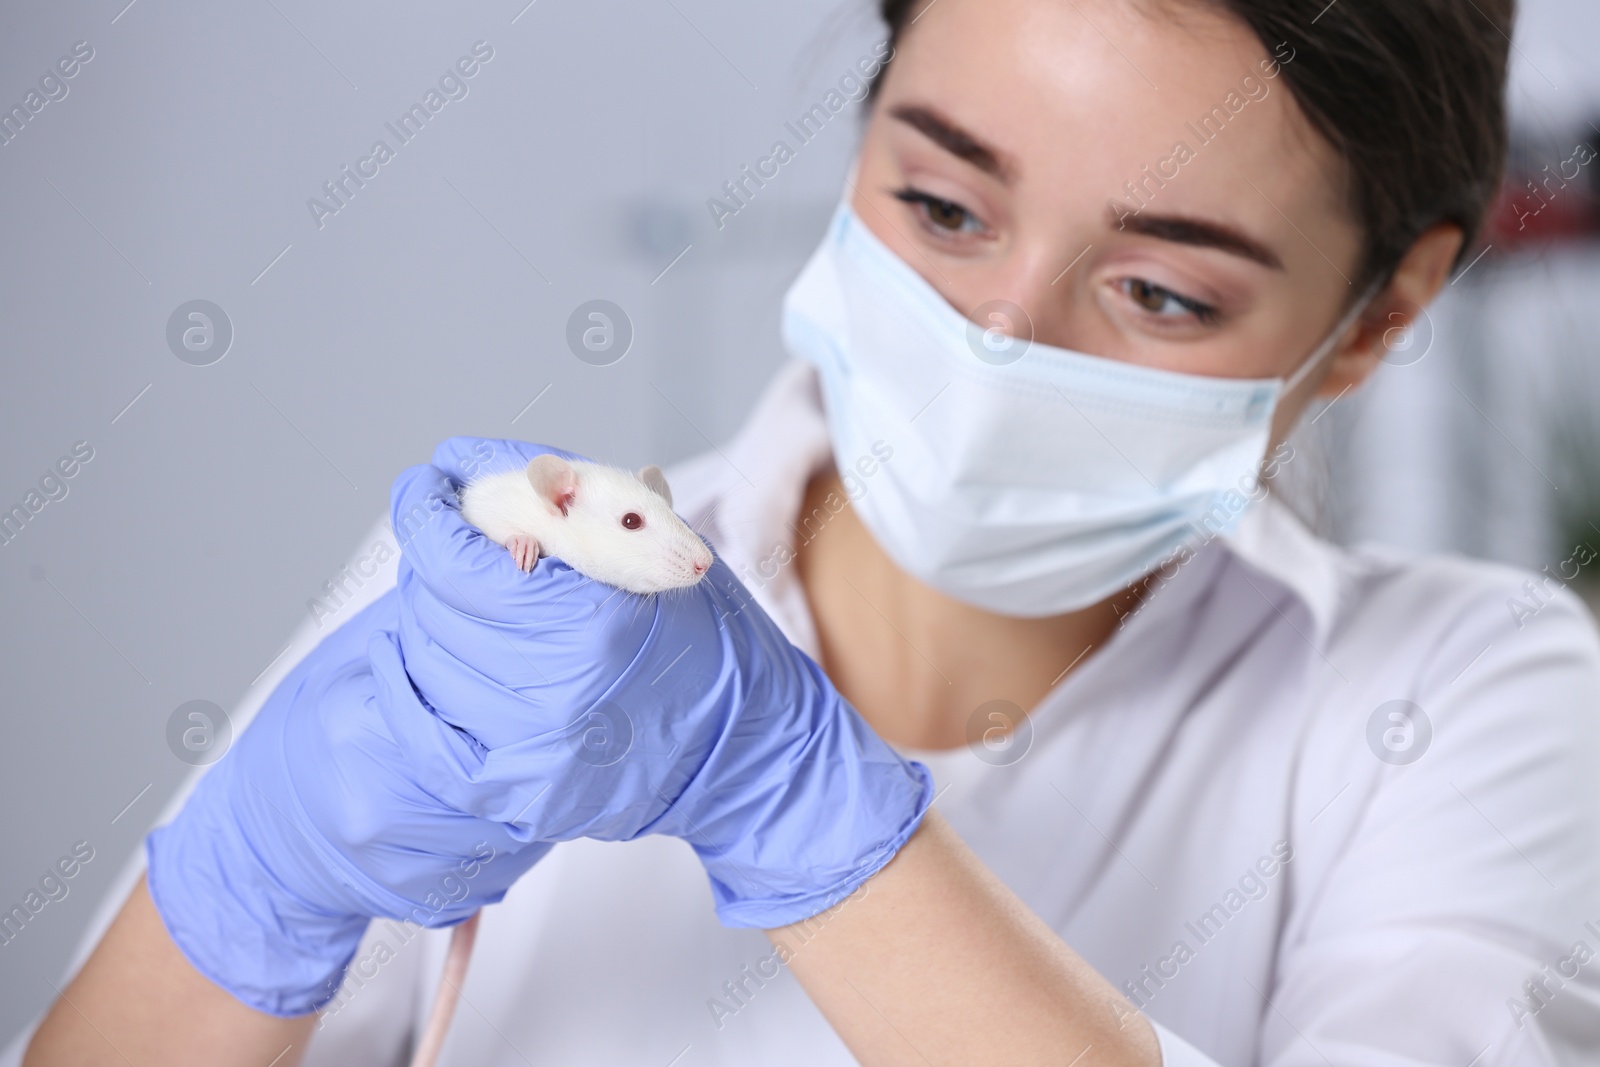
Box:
[527,454,578,516]
[637,464,673,506]
[1316,222,1465,399]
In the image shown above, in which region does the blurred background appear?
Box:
[0,0,1597,1051]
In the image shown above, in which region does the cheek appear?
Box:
[652,533,681,562]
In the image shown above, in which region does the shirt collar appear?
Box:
[681,359,1343,655]
[1218,483,1343,647]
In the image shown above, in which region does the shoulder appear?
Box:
[1225,497,1600,678]
[1272,530,1600,1000]
[1290,527,1600,877]
[1329,541,1600,806]
[1326,535,1600,678]
[1286,520,1600,758]
[1223,502,1600,847]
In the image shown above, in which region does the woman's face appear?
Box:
[853,0,1378,437]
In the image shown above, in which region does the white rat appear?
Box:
[405,453,712,1067]
[457,453,712,592]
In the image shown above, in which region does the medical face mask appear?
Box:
[780,196,1376,617]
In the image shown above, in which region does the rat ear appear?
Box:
[637,465,672,507]
[527,454,578,516]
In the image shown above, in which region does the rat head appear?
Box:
[526,454,713,594]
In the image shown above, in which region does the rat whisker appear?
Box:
[584,585,628,632]
[550,573,599,606]
[600,583,646,629]
[693,501,726,538]
[702,516,758,537]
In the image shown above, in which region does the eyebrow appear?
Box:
[889,103,1016,184]
[890,103,1283,271]
[1110,210,1285,270]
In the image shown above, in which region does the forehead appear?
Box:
[585,469,670,513]
[881,0,1358,271]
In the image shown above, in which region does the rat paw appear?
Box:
[505,534,542,573]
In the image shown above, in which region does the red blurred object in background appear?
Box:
[1480,124,1600,249]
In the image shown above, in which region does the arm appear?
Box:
[772,810,1161,1067]
[25,875,315,1067]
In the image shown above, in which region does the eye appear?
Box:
[1120,278,1219,325]
[621,512,644,530]
[892,186,988,236]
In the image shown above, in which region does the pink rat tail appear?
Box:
[407,910,482,1067]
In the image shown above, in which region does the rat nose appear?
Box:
[692,559,707,575]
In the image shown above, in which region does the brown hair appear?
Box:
[868,0,1515,287]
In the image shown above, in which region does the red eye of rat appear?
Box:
[621,512,644,530]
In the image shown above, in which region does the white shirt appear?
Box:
[14,361,1600,1067]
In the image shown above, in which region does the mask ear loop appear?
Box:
[1281,275,1389,399]
[833,155,866,238]
[1248,276,1389,514]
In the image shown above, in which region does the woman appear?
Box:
[25,0,1600,1064]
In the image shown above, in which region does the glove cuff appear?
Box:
[146,791,371,1017]
[705,757,935,929]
